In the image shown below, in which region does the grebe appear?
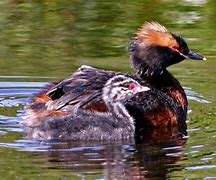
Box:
[23,22,205,138]
[23,75,150,140]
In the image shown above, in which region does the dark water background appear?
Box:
[0,0,215,179]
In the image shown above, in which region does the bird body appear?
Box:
[22,22,205,141]
[23,75,149,140]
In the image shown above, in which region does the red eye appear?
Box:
[129,83,137,90]
[172,46,179,50]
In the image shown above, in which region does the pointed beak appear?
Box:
[133,86,150,93]
[185,50,206,61]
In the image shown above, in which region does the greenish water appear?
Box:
[0,0,215,179]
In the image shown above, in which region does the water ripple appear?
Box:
[186,165,216,170]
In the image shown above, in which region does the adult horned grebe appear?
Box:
[23,22,205,139]
[23,75,149,140]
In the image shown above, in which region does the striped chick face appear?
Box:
[103,75,150,103]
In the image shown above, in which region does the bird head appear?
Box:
[128,22,206,77]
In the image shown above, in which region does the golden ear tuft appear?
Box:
[136,21,179,48]
[141,22,169,34]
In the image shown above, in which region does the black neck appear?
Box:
[139,68,188,115]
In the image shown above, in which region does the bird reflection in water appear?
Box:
[31,124,187,179]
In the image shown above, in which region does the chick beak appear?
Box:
[133,85,150,93]
[185,50,206,61]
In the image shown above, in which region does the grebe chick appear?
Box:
[23,75,150,141]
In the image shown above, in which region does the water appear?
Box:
[0,0,216,179]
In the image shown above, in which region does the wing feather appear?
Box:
[46,66,116,112]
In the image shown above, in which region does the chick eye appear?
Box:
[129,83,137,90]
